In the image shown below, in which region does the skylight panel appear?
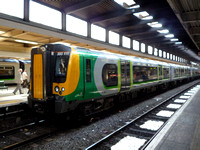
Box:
[165,34,174,38]
[157,29,169,34]
[129,5,140,9]
[170,38,179,41]
[114,0,136,6]
[134,11,149,18]
[147,22,162,28]
[133,11,153,20]
[175,42,182,45]
[142,16,153,20]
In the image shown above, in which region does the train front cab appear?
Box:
[28,44,71,114]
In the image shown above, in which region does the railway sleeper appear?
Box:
[145,115,168,122]
[127,127,156,137]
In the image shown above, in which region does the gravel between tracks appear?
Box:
[22,80,200,150]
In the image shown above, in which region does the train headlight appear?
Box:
[61,87,65,92]
[55,86,59,92]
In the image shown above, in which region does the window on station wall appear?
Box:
[0,0,24,18]
[176,56,178,61]
[159,50,162,57]
[173,55,175,60]
[148,46,153,55]
[30,1,61,29]
[133,40,139,51]
[170,54,173,60]
[154,48,158,56]
[163,51,166,58]
[141,43,145,53]
[122,36,131,48]
[91,24,106,42]
[109,31,119,45]
[167,53,169,59]
[66,15,87,36]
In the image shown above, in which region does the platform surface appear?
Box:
[0,85,28,107]
[146,86,200,150]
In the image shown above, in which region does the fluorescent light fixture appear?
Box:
[0,31,5,34]
[170,38,178,41]
[147,22,162,28]
[157,29,169,34]
[114,0,136,6]
[15,39,38,45]
[165,34,174,38]
[175,42,182,45]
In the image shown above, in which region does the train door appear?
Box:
[83,57,94,99]
[120,60,131,91]
[31,50,45,99]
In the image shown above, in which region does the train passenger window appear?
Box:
[133,66,157,83]
[181,68,184,76]
[0,66,14,79]
[163,67,170,79]
[55,55,69,80]
[175,68,179,77]
[102,64,118,87]
[86,59,91,82]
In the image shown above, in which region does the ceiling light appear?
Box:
[157,29,169,34]
[0,31,5,34]
[175,42,182,45]
[15,39,38,45]
[147,22,162,28]
[170,38,179,41]
[165,34,174,38]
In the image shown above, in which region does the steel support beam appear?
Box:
[189,27,200,35]
[181,11,200,23]
[62,12,66,31]
[24,0,30,21]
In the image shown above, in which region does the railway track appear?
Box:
[0,119,58,150]
[86,82,200,150]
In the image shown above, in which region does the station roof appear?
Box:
[33,0,200,61]
[0,0,199,62]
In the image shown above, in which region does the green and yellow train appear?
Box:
[28,44,200,115]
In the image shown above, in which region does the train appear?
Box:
[28,44,200,115]
[0,57,31,84]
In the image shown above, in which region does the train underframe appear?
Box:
[28,77,198,119]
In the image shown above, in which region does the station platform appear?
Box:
[146,86,200,150]
[0,85,28,108]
